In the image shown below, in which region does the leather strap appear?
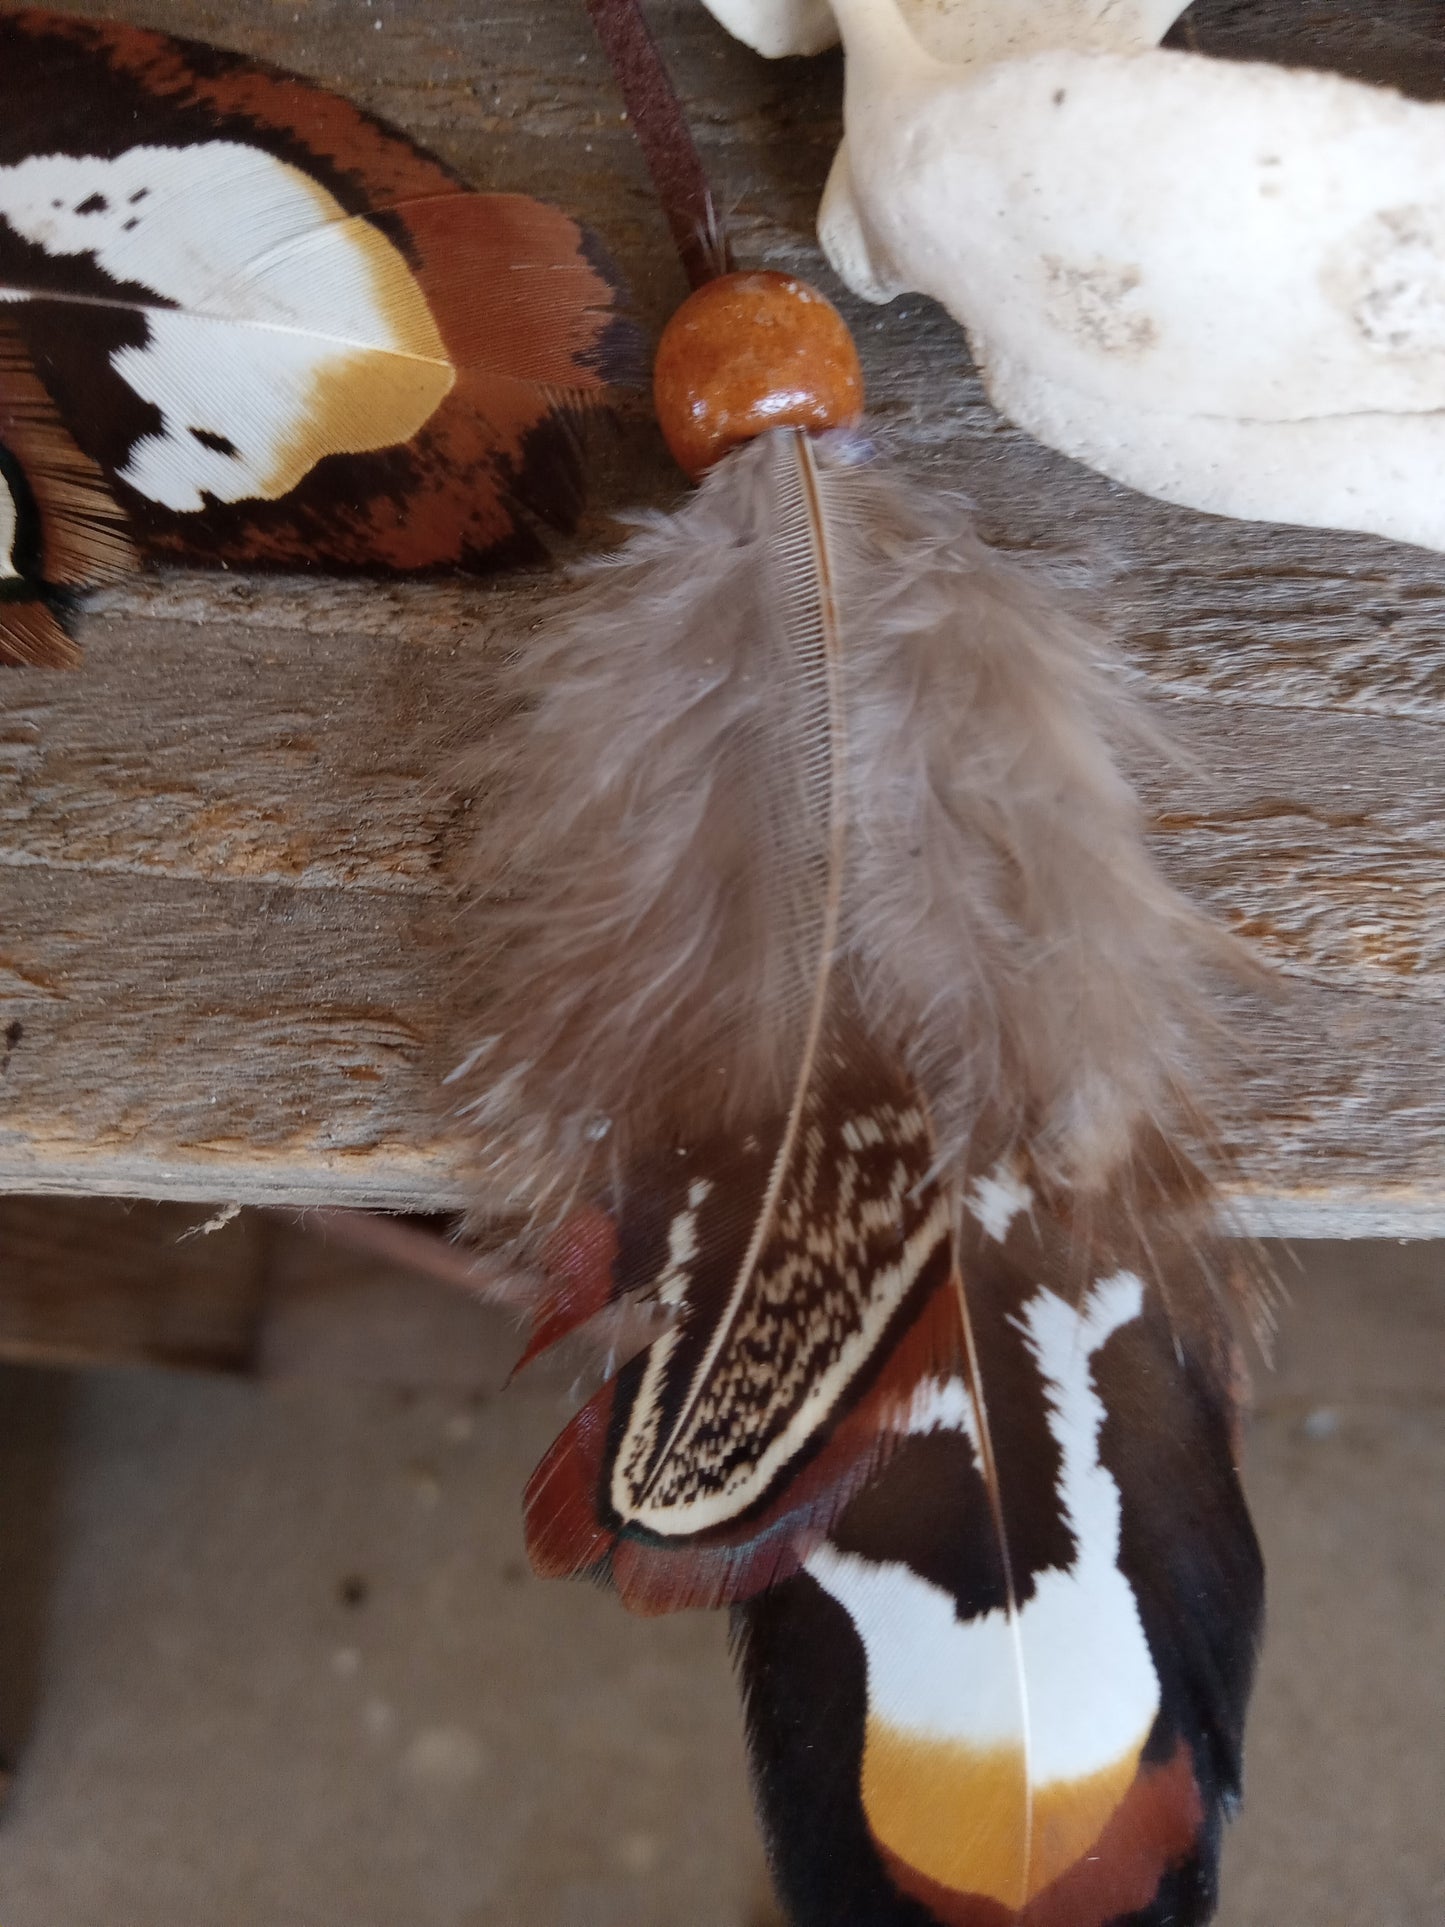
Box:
[583,0,731,288]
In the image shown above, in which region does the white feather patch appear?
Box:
[966,1161,1034,1242]
[898,1374,981,1450]
[0,142,453,509]
[0,470,18,579]
[653,1176,714,1310]
[806,1271,1158,1785]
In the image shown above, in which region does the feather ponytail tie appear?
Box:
[459,6,1263,1921]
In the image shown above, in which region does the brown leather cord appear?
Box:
[583,0,732,289]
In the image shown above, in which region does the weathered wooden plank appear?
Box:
[1161,702,1445,992]
[3,0,1445,1233]
[0,863,458,1207]
[10,619,1445,1225]
[0,596,499,893]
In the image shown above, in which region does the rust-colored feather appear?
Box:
[0,7,636,608]
[1,313,134,667]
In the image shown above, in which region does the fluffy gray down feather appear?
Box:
[455,429,1228,1230]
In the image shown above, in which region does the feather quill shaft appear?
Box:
[735,1166,1262,1926]
[950,1254,1037,1891]
[643,431,846,1482]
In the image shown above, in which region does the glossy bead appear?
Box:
[653,270,864,480]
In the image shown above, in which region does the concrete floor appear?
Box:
[0,1241,1438,1926]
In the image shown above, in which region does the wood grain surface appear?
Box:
[4,0,1445,1235]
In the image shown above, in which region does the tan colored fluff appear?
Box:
[456,428,1226,1227]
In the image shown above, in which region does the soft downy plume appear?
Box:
[459,428,1226,1233]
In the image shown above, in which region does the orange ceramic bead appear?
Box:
[653,270,864,480]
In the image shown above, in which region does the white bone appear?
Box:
[697,0,838,58]
[697,0,1188,62]
[703,0,1445,552]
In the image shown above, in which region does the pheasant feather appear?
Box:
[460,417,1262,1924]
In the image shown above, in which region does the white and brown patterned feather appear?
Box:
[736,1161,1262,1927]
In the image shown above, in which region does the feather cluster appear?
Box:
[457,427,1224,1228]
[460,423,1262,1927]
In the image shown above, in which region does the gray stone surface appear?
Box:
[0,1242,1438,1926]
